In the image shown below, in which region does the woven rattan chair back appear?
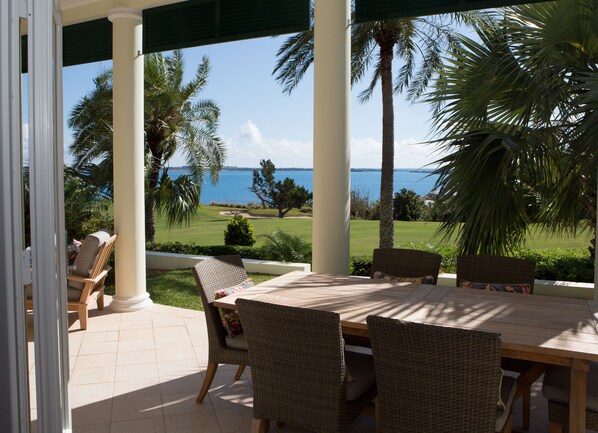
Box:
[237,299,374,433]
[367,315,502,433]
[371,248,442,284]
[456,255,535,293]
[192,255,250,402]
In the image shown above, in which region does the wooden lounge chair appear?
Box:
[192,255,250,403]
[237,299,377,433]
[542,362,598,433]
[367,315,516,433]
[371,248,442,284]
[26,229,116,330]
[457,254,542,431]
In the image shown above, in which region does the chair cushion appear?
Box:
[496,375,517,432]
[70,229,112,290]
[225,332,248,350]
[373,271,435,285]
[345,350,376,401]
[215,279,254,337]
[25,284,82,302]
[460,280,531,294]
[542,361,598,411]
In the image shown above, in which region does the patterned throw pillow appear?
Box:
[460,280,531,294]
[214,278,254,337]
[373,271,435,285]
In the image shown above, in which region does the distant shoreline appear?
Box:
[169,166,435,173]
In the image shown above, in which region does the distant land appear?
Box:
[169,166,435,173]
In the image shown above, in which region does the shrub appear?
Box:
[350,255,372,276]
[224,214,256,246]
[393,189,424,221]
[350,189,379,220]
[259,230,312,263]
[147,242,266,260]
[349,245,594,283]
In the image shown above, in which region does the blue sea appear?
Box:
[168,168,439,205]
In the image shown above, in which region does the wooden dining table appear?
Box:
[214,271,598,433]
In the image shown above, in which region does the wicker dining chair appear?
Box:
[456,255,535,292]
[236,299,377,433]
[192,255,250,403]
[542,362,598,433]
[371,248,442,284]
[367,315,516,433]
[456,254,541,431]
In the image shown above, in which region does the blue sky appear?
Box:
[60,34,441,169]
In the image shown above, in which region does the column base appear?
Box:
[109,292,153,312]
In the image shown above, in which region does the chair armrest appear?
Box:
[67,269,109,285]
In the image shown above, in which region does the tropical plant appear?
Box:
[393,188,423,221]
[224,214,256,246]
[68,50,225,243]
[427,0,598,255]
[250,159,312,218]
[274,6,490,248]
[258,230,312,263]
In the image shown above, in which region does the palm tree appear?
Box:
[69,50,225,243]
[274,7,489,248]
[426,0,598,255]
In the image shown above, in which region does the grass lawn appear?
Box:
[154,205,592,255]
[105,270,276,310]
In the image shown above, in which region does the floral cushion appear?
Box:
[373,270,435,285]
[214,279,254,338]
[460,280,531,294]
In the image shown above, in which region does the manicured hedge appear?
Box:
[350,245,595,283]
[147,241,594,283]
[147,242,267,260]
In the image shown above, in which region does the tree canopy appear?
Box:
[427,0,598,255]
[274,6,489,248]
[250,159,312,218]
[68,50,225,243]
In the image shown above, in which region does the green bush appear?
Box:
[349,245,594,283]
[393,189,424,221]
[147,241,266,260]
[224,214,256,246]
[350,255,372,276]
[258,230,312,263]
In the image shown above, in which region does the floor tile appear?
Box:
[111,394,163,421]
[110,416,166,433]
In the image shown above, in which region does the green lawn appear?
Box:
[105,270,276,310]
[154,205,592,255]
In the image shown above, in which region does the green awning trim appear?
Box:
[355,0,548,22]
[20,0,547,71]
[21,18,112,73]
[142,0,310,54]
[63,19,113,67]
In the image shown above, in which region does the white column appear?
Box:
[0,0,31,431]
[108,8,152,311]
[312,0,351,275]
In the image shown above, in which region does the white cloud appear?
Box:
[224,121,313,168]
[239,120,263,145]
[351,136,439,169]
[167,120,441,169]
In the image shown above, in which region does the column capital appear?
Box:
[108,7,142,22]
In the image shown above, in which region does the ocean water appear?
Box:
[167,168,439,205]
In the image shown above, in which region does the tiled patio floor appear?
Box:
[27,297,554,433]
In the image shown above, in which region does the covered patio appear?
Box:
[28,297,550,433]
[2,0,597,432]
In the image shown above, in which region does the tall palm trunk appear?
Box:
[378,43,395,249]
[145,146,162,243]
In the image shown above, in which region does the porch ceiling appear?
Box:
[60,0,185,26]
